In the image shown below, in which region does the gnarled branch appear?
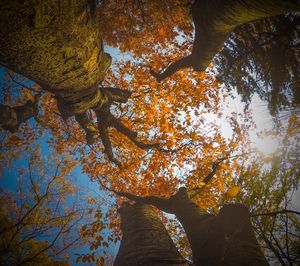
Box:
[63,87,165,165]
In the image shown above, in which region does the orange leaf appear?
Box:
[224,186,240,198]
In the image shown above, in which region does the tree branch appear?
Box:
[188,155,230,198]
[7,71,41,93]
[252,223,286,266]
[149,0,300,81]
[149,55,193,82]
[251,209,300,217]
[97,177,172,213]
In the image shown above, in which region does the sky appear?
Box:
[105,44,281,155]
[0,44,298,262]
[0,66,117,264]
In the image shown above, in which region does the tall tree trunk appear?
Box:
[114,203,188,266]
[0,0,111,114]
[151,0,300,81]
[118,188,268,265]
[166,188,267,266]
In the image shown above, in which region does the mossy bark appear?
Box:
[114,203,188,266]
[0,0,111,114]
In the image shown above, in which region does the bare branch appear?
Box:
[188,152,254,198]
[150,55,193,82]
[251,209,300,217]
[97,177,172,213]
[7,71,41,93]
[0,160,63,235]
[252,222,286,266]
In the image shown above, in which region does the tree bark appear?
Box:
[118,188,268,266]
[175,191,268,265]
[0,0,111,114]
[114,203,189,266]
[152,0,300,81]
[0,101,37,132]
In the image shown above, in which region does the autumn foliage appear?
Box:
[0,0,299,265]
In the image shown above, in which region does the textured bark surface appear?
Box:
[118,188,268,266]
[218,205,269,266]
[114,204,188,266]
[0,0,111,114]
[0,101,37,132]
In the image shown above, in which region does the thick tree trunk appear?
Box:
[114,203,188,266]
[168,189,268,265]
[0,0,111,114]
[118,188,268,265]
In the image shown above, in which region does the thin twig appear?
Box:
[251,209,300,217]
[7,71,41,93]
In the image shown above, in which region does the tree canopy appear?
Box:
[0,0,299,265]
[216,14,300,116]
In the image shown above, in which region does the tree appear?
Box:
[0,0,110,109]
[1,0,299,265]
[114,203,188,266]
[232,119,300,265]
[0,150,86,265]
[104,155,268,266]
[150,0,300,81]
[107,130,300,265]
[0,0,172,163]
[0,0,110,152]
[115,194,268,266]
[2,0,298,163]
[239,162,300,265]
[216,14,300,116]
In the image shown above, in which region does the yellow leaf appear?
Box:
[222,163,229,170]
[224,186,240,198]
[198,182,206,188]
